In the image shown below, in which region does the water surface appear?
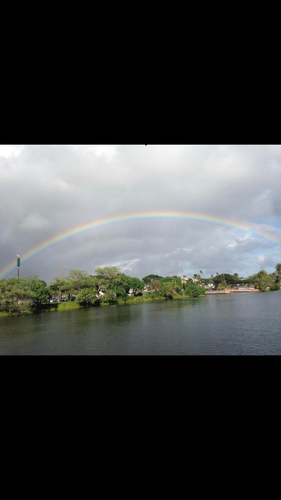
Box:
[0,292,281,355]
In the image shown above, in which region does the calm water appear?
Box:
[1,292,281,355]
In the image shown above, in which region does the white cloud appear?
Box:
[19,214,50,232]
[98,259,140,273]
[1,145,281,281]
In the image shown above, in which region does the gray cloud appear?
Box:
[1,145,281,282]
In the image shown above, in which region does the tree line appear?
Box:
[0,263,280,314]
[200,265,281,292]
[0,267,205,314]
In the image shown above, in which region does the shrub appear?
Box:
[76,288,99,306]
[185,284,206,297]
[270,283,280,291]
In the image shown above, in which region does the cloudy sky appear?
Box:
[1,144,281,282]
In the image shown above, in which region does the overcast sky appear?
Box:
[1,144,281,282]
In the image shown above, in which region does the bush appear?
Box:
[270,283,280,291]
[185,284,206,297]
[76,288,99,306]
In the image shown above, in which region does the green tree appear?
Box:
[109,273,131,300]
[95,267,120,279]
[148,280,163,292]
[94,267,120,297]
[76,287,99,306]
[49,277,72,301]
[51,269,92,301]
[275,263,281,283]
[66,269,91,291]
[94,267,130,303]
[28,277,51,305]
[185,283,205,297]
[257,270,274,290]
[245,270,275,291]
[161,276,182,291]
[128,277,145,293]
[162,282,175,298]
[217,282,227,290]
[0,277,36,313]
[142,274,163,285]
[270,283,280,291]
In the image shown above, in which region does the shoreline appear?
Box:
[2,288,279,318]
[0,293,206,318]
[206,289,260,294]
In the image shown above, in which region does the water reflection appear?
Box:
[0,292,281,355]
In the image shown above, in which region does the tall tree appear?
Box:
[275,263,281,283]
[128,277,144,293]
[93,267,130,302]
[276,263,281,274]
[29,278,52,305]
[142,274,163,285]
[148,280,163,292]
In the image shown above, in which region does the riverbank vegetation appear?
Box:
[0,263,280,317]
[205,268,281,292]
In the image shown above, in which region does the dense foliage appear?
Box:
[142,274,163,285]
[243,270,279,291]
[0,276,52,314]
[1,263,280,315]
[206,268,281,291]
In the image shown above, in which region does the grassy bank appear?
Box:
[0,300,82,318]
[106,294,206,306]
[0,311,11,318]
[173,294,206,299]
[120,296,165,305]
[57,301,82,311]
[99,296,159,306]
[0,293,206,318]
[26,302,82,313]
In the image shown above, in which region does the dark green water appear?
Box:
[1,292,281,355]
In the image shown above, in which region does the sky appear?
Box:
[0,144,281,283]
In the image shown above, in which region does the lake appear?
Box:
[0,291,281,355]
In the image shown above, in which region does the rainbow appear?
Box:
[1,210,281,279]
